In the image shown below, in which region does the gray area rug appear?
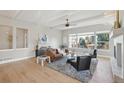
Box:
[47,57,93,82]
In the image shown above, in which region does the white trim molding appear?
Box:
[0,56,34,64]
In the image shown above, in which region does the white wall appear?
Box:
[0,16,38,62]
[62,24,111,57]
[0,16,62,63]
[37,25,62,48]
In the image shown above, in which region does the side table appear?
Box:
[37,56,51,67]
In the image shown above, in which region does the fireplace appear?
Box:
[110,28,124,79]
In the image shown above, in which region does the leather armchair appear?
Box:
[45,48,63,62]
[69,56,91,71]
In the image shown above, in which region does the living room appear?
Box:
[1,0,124,93]
[0,10,124,83]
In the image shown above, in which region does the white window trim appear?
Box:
[68,31,110,50]
[0,25,13,50]
[0,25,29,51]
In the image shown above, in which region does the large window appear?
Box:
[77,33,95,49]
[69,34,77,48]
[96,32,109,50]
[16,28,28,48]
[0,25,13,50]
[0,26,29,50]
[68,31,109,50]
[69,32,95,49]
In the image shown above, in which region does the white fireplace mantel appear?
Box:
[110,28,124,39]
[110,27,124,79]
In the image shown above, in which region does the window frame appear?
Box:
[0,25,29,51]
[16,27,29,49]
[0,25,13,51]
[68,32,95,49]
[96,31,109,50]
[68,31,110,50]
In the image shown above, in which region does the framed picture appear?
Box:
[40,34,47,43]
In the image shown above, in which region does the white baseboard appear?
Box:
[0,56,34,64]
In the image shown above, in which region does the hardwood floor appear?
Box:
[0,57,114,83]
[0,58,80,83]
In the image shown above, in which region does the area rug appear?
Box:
[47,57,93,82]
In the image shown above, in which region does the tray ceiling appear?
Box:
[0,10,114,30]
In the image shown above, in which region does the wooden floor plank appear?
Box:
[0,57,114,83]
[0,58,80,83]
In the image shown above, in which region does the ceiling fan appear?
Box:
[65,18,69,27]
[50,17,77,29]
[65,18,76,27]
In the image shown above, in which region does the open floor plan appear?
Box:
[0,10,124,83]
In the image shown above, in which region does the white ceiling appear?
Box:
[0,10,115,30]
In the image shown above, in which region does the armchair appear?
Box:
[69,56,91,71]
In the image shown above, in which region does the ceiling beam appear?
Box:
[47,10,81,23]
[50,14,104,28]
[54,16,114,30]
